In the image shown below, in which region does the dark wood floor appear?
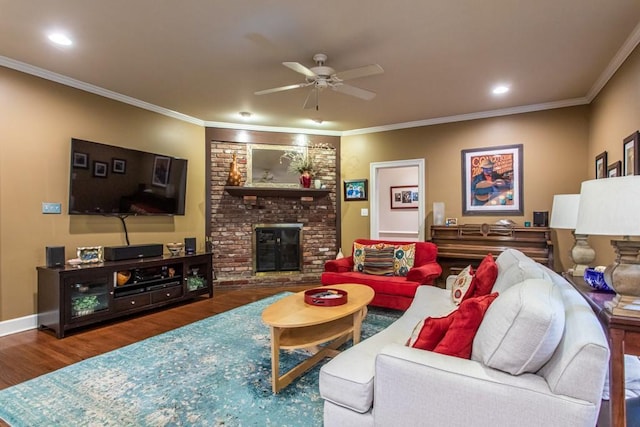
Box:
[0,285,314,391]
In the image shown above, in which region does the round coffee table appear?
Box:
[261,283,375,393]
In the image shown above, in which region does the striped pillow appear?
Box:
[363,246,395,276]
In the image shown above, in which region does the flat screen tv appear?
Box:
[69,138,188,215]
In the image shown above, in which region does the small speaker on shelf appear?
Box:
[185,237,196,255]
[533,211,549,227]
[46,246,65,268]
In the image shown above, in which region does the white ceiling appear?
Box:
[2,1,640,135]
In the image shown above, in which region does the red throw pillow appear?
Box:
[433,292,499,359]
[408,311,456,351]
[470,254,498,298]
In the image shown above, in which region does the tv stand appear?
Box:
[37,252,213,338]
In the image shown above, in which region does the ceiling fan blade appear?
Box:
[303,87,319,110]
[332,83,376,100]
[283,62,317,78]
[333,64,384,81]
[254,82,310,95]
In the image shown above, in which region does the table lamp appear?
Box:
[575,176,640,296]
[550,194,594,276]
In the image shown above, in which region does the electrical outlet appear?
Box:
[361,208,369,217]
[42,202,62,214]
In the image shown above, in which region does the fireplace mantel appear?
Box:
[224,186,330,200]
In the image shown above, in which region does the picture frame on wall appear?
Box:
[607,160,622,177]
[595,151,607,179]
[343,179,368,201]
[112,158,126,174]
[623,131,639,176]
[461,144,523,216]
[390,185,419,209]
[93,161,108,178]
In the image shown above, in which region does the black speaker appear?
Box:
[184,237,196,255]
[104,244,163,261]
[46,246,65,267]
[533,211,549,227]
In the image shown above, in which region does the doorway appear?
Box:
[370,159,426,241]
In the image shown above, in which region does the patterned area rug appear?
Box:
[0,293,401,426]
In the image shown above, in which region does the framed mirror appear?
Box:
[246,143,305,187]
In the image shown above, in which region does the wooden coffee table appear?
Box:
[261,284,375,393]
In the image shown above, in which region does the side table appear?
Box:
[563,273,640,427]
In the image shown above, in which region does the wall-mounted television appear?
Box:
[69,138,188,216]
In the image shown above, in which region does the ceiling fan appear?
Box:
[254,53,384,110]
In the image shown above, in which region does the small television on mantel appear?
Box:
[69,138,188,216]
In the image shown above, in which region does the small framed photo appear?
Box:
[343,179,368,201]
[595,151,607,179]
[152,155,171,187]
[445,217,458,226]
[73,151,88,169]
[112,158,126,174]
[607,161,622,178]
[93,161,108,178]
[76,246,103,264]
[623,131,639,176]
[390,185,419,209]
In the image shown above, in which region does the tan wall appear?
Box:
[588,43,640,267]
[341,107,591,271]
[0,67,205,321]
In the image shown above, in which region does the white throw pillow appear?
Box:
[471,278,565,375]
[491,259,551,295]
[451,265,474,305]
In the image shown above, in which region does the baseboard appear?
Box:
[0,314,37,337]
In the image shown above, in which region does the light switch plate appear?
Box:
[42,202,62,214]
[361,208,369,216]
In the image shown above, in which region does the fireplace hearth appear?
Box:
[253,223,303,274]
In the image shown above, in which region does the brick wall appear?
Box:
[208,140,338,288]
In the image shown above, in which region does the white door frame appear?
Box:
[370,158,426,240]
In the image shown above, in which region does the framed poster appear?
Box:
[595,151,607,179]
[607,161,621,177]
[343,179,368,201]
[390,185,418,209]
[112,158,126,174]
[152,155,171,187]
[92,161,108,178]
[461,144,523,216]
[73,151,88,169]
[623,131,639,176]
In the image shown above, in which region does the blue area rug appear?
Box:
[0,293,400,426]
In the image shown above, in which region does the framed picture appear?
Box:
[461,144,523,215]
[76,246,103,264]
[390,185,419,209]
[623,131,639,176]
[112,158,126,174]
[73,151,88,169]
[92,161,108,178]
[595,151,607,179]
[152,155,171,187]
[343,179,368,201]
[445,217,458,226]
[607,160,622,177]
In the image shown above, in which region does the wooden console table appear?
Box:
[430,224,553,278]
[563,274,639,427]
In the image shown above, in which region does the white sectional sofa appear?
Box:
[319,249,610,427]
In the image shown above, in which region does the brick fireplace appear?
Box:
[206,128,340,289]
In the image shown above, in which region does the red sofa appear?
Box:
[321,239,442,310]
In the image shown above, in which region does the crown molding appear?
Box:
[0,55,205,126]
[202,120,342,136]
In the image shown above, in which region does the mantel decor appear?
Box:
[461,144,523,216]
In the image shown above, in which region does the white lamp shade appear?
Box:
[575,175,640,236]
[549,194,580,229]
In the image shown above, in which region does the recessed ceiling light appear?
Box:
[239,111,252,120]
[492,85,510,95]
[48,33,73,46]
[312,118,323,125]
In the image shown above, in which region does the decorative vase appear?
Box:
[226,153,243,186]
[300,171,312,188]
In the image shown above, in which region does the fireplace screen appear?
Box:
[253,224,303,273]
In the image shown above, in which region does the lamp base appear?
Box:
[604,240,640,296]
